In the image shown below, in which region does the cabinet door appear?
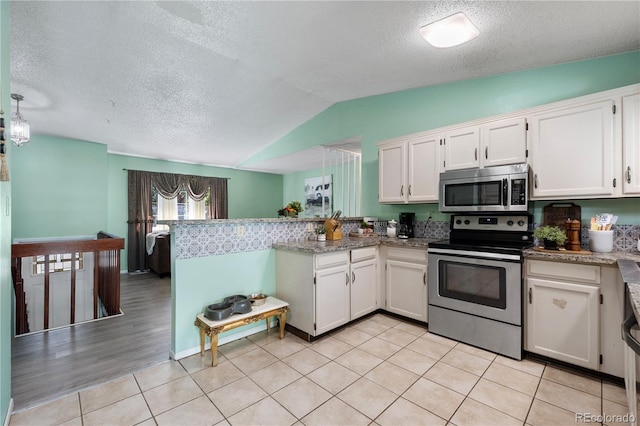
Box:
[480,117,527,168]
[315,264,350,335]
[623,93,640,195]
[378,142,407,203]
[529,100,615,199]
[386,259,427,322]
[350,258,377,320]
[408,134,440,202]
[526,278,599,370]
[443,126,480,171]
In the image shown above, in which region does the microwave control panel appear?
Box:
[510,179,527,206]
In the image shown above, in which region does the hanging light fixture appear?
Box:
[10,93,30,146]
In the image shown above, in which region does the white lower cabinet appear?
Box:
[350,256,377,320]
[526,276,599,370]
[382,247,427,322]
[525,259,628,377]
[315,262,351,335]
[276,246,378,337]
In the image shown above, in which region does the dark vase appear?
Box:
[543,239,558,249]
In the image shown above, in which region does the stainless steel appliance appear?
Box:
[428,213,533,359]
[398,212,415,239]
[439,163,529,213]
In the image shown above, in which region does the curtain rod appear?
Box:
[122,168,230,180]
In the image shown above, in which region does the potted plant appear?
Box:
[533,225,568,249]
[278,201,304,217]
[315,225,327,241]
[359,220,370,235]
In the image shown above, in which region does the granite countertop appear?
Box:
[160,217,364,225]
[272,236,434,254]
[523,248,640,266]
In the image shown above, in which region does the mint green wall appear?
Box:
[0,1,12,421]
[246,51,640,224]
[283,167,359,218]
[9,137,282,269]
[172,250,276,354]
[107,154,283,269]
[12,136,108,239]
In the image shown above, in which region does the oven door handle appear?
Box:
[427,247,522,261]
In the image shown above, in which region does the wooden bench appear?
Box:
[194,296,289,366]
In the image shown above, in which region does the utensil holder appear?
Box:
[588,230,613,253]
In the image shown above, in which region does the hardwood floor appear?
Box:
[11,272,171,411]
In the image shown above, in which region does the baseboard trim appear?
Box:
[171,320,273,360]
[4,398,14,426]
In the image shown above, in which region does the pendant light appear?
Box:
[10,93,30,146]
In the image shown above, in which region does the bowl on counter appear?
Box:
[248,293,267,306]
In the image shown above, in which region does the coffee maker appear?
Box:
[398,212,415,239]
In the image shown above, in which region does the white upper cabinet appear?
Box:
[443,118,527,171]
[443,126,480,170]
[407,134,440,202]
[378,141,406,203]
[529,99,616,199]
[622,93,640,195]
[480,117,527,168]
[378,133,440,204]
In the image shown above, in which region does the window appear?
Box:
[151,185,210,226]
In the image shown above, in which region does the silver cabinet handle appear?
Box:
[627,166,632,184]
[529,288,532,304]
[400,185,404,196]
[423,272,426,285]
[534,174,538,189]
[352,271,356,283]
[408,185,412,196]
[474,147,478,161]
[346,273,349,285]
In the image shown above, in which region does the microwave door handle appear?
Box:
[503,178,508,206]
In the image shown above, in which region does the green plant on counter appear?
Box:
[288,201,303,213]
[315,225,327,235]
[278,200,304,217]
[533,225,568,246]
[360,220,369,229]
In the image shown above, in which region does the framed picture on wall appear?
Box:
[304,175,332,217]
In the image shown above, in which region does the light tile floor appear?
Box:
[9,313,638,426]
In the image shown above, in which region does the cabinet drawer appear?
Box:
[527,260,600,284]
[315,251,349,269]
[351,246,377,263]
[386,247,427,263]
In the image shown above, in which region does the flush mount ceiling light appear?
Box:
[420,12,480,48]
[10,93,30,146]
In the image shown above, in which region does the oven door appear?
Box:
[428,249,522,325]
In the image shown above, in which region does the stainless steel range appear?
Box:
[427,213,533,360]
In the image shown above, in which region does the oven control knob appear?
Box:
[464,220,470,225]
[517,220,525,226]
[507,220,514,226]
[455,219,462,225]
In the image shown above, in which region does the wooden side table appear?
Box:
[194,296,289,367]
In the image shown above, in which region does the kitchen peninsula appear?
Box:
[164,216,436,359]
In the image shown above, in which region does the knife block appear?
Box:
[324,219,342,240]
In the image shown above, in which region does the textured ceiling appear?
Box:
[9,1,640,171]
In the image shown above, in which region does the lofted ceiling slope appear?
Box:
[9,1,640,171]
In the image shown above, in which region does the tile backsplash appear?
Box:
[173,219,639,260]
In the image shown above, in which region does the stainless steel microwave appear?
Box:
[439,164,529,212]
